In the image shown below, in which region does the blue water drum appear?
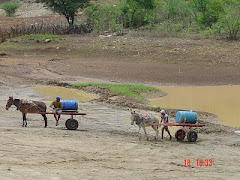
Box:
[62,100,79,111]
[176,111,198,124]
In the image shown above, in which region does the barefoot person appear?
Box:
[160,109,172,140]
[50,96,63,126]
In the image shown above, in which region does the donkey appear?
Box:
[130,110,160,140]
[6,96,48,127]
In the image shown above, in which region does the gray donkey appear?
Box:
[6,96,48,127]
[130,110,160,140]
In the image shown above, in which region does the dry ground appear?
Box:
[0,85,240,180]
[1,34,240,85]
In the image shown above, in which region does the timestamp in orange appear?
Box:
[184,159,214,167]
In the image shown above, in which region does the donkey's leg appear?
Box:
[138,126,141,140]
[22,113,25,127]
[25,114,27,127]
[152,125,159,140]
[142,126,149,140]
[42,114,47,128]
[23,113,27,127]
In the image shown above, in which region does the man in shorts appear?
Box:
[50,96,63,126]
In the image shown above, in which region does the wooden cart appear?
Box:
[161,122,205,142]
[38,111,86,130]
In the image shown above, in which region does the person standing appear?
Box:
[160,109,172,140]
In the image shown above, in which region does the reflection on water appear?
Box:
[35,86,98,102]
[150,86,240,128]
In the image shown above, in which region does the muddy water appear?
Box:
[150,86,240,128]
[35,86,98,102]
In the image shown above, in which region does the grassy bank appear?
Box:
[0,34,63,52]
[72,82,160,102]
[19,34,63,42]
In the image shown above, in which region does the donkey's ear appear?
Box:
[9,96,13,99]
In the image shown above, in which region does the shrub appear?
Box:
[216,1,240,40]
[0,1,20,17]
[85,4,123,33]
[192,0,224,28]
[161,0,194,29]
[83,0,240,39]
[120,0,156,28]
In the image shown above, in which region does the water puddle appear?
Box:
[35,86,98,102]
[150,86,240,128]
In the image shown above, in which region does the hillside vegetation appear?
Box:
[0,0,239,41]
[85,0,240,40]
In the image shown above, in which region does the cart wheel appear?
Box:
[65,119,78,130]
[175,129,186,141]
[187,131,198,142]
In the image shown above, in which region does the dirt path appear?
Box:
[0,84,240,180]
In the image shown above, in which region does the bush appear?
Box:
[82,0,240,40]
[215,1,240,40]
[0,1,20,17]
[85,0,157,32]
[192,0,224,28]
[160,0,194,30]
[120,0,156,28]
[85,4,123,33]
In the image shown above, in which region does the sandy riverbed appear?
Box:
[0,85,239,180]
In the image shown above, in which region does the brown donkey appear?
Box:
[6,97,48,127]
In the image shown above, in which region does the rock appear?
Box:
[48,58,62,62]
[99,34,112,38]
[234,130,240,135]
[45,39,51,43]
[8,39,19,43]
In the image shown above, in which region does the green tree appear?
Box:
[40,0,89,28]
[0,1,20,17]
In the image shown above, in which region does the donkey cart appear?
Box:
[38,111,87,130]
[162,123,205,142]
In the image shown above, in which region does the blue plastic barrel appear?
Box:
[62,100,78,111]
[176,111,198,124]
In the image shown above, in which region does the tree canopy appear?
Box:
[40,0,89,28]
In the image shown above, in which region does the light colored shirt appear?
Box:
[161,114,169,124]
